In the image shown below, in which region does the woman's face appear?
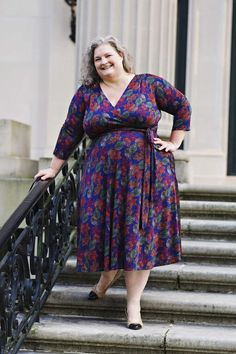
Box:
[94,43,124,81]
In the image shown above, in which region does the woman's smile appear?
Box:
[94,43,124,80]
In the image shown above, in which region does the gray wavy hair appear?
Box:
[81,35,134,85]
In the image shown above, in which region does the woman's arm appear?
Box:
[150,75,191,152]
[34,155,65,180]
[34,85,87,181]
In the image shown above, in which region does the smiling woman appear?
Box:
[94,44,135,107]
[81,36,134,85]
[94,44,124,78]
[34,35,191,330]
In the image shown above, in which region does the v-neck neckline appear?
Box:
[99,74,136,109]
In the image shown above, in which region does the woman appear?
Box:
[35,35,191,330]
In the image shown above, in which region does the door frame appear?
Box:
[227,0,236,176]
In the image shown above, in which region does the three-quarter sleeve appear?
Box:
[53,85,86,160]
[152,75,191,131]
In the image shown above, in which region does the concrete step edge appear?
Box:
[24,316,168,354]
[62,257,236,284]
[181,218,236,234]
[179,184,236,201]
[180,200,236,215]
[46,285,236,316]
[150,262,236,285]
[182,239,236,257]
[24,315,236,353]
[60,259,236,294]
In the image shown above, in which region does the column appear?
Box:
[186,0,233,184]
[76,0,178,137]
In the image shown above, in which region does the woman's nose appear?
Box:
[100,57,107,64]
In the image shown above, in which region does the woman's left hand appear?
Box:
[153,138,178,152]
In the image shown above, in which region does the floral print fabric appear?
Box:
[53,74,191,272]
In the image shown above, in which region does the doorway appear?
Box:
[227,0,236,176]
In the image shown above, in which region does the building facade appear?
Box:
[0,0,235,186]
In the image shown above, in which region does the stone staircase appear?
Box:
[21,184,236,354]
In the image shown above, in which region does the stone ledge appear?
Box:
[25,316,167,353]
[181,218,236,238]
[0,119,31,158]
[0,156,38,178]
[43,285,236,326]
[174,150,190,162]
[60,256,236,293]
[151,262,236,292]
[180,200,236,219]
[182,239,236,263]
[60,258,236,294]
[166,324,236,353]
[174,150,189,183]
[179,183,236,201]
[38,157,52,170]
[23,315,236,354]
[0,177,32,226]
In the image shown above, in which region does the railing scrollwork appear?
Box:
[0,137,88,353]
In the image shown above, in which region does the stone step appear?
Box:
[21,350,92,354]
[179,184,236,202]
[181,218,236,240]
[182,239,236,264]
[43,285,236,326]
[23,315,236,354]
[0,156,38,178]
[20,351,90,354]
[20,352,76,354]
[60,257,236,293]
[0,177,33,226]
[180,200,236,219]
[149,262,236,293]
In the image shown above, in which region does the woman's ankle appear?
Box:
[126,301,141,321]
[96,270,119,292]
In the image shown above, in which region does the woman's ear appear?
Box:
[118,50,124,58]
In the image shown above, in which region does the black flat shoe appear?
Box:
[88,270,123,300]
[127,322,143,330]
[88,289,99,300]
[126,308,143,330]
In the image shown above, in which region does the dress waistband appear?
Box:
[90,127,159,147]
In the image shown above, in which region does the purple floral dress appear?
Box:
[53,74,191,272]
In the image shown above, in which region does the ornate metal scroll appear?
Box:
[0,137,88,354]
[64,0,77,43]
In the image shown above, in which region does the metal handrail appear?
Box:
[0,137,88,354]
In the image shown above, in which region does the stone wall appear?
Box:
[0,120,37,226]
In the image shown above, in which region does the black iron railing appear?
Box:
[0,137,88,354]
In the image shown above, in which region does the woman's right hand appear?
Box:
[34,168,57,181]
